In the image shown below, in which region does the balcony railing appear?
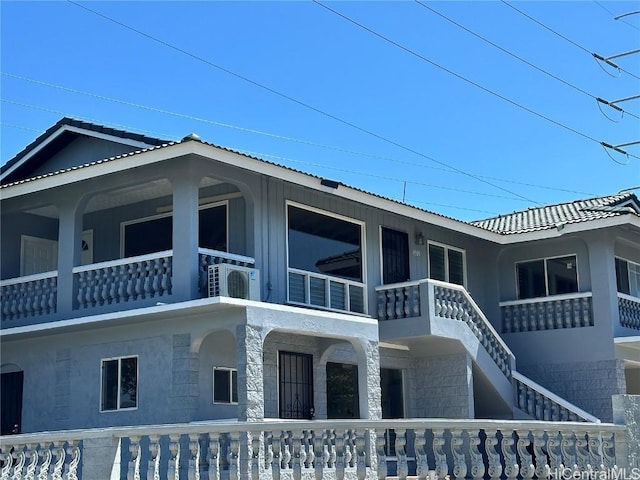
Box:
[1,249,256,326]
[0,271,58,323]
[73,250,174,309]
[376,279,514,379]
[288,268,366,314]
[0,419,624,480]
[500,292,594,333]
[618,293,640,330]
[198,248,255,295]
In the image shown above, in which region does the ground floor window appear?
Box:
[213,367,238,404]
[616,257,640,297]
[101,356,138,411]
[279,351,314,419]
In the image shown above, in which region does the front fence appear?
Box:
[0,419,626,480]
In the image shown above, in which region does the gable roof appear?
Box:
[1,117,170,184]
[471,192,640,234]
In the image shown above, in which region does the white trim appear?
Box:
[615,256,640,297]
[285,200,367,311]
[1,124,160,182]
[614,336,640,344]
[499,291,592,307]
[213,367,238,405]
[514,253,579,300]
[427,240,467,287]
[618,292,640,303]
[100,355,139,413]
[3,140,639,245]
[72,250,173,274]
[0,270,58,287]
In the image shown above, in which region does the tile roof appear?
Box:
[1,117,170,179]
[471,192,640,234]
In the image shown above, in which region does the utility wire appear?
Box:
[313,1,640,162]
[415,1,640,121]
[502,1,640,81]
[1,90,600,197]
[593,2,640,32]
[66,0,540,204]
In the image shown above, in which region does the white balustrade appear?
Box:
[288,268,366,314]
[0,419,624,480]
[198,248,255,294]
[500,293,594,333]
[618,293,640,330]
[73,251,173,309]
[513,372,600,423]
[0,272,57,323]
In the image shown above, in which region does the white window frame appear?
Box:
[285,200,367,310]
[515,254,580,299]
[427,240,467,287]
[119,201,228,258]
[616,256,640,297]
[100,355,139,412]
[213,367,238,405]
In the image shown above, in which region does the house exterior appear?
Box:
[1,118,639,478]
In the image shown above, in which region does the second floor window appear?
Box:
[616,257,640,297]
[428,242,465,286]
[101,356,138,411]
[287,204,363,282]
[516,255,578,300]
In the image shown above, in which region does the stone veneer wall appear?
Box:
[519,359,626,422]
[612,394,640,469]
[408,353,474,419]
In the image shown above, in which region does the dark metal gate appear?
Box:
[279,351,314,419]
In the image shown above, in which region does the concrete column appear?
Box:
[356,339,382,420]
[81,436,121,480]
[587,233,620,337]
[612,394,640,469]
[236,323,265,421]
[55,195,85,314]
[170,171,200,301]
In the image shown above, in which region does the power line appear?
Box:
[313,1,640,162]
[65,0,541,205]
[593,2,640,32]
[1,92,600,198]
[502,1,640,81]
[415,1,640,121]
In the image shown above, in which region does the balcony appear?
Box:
[0,418,626,480]
[618,293,640,330]
[0,248,255,327]
[376,279,514,380]
[499,292,594,333]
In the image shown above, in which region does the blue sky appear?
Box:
[1,1,638,221]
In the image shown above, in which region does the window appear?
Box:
[213,367,238,404]
[122,203,227,257]
[101,356,137,411]
[287,204,363,282]
[616,257,640,297]
[516,255,578,300]
[428,242,466,286]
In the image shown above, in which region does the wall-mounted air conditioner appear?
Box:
[208,264,260,301]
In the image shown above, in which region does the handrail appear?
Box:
[72,250,173,273]
[0,418,622,445]
[429,279,514,360]
[288,267,366,290]
[0,270,58,286]
[618,292,640,303]
[198,247,255,265]
[499,292,593,307]
[512,371,600,423]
